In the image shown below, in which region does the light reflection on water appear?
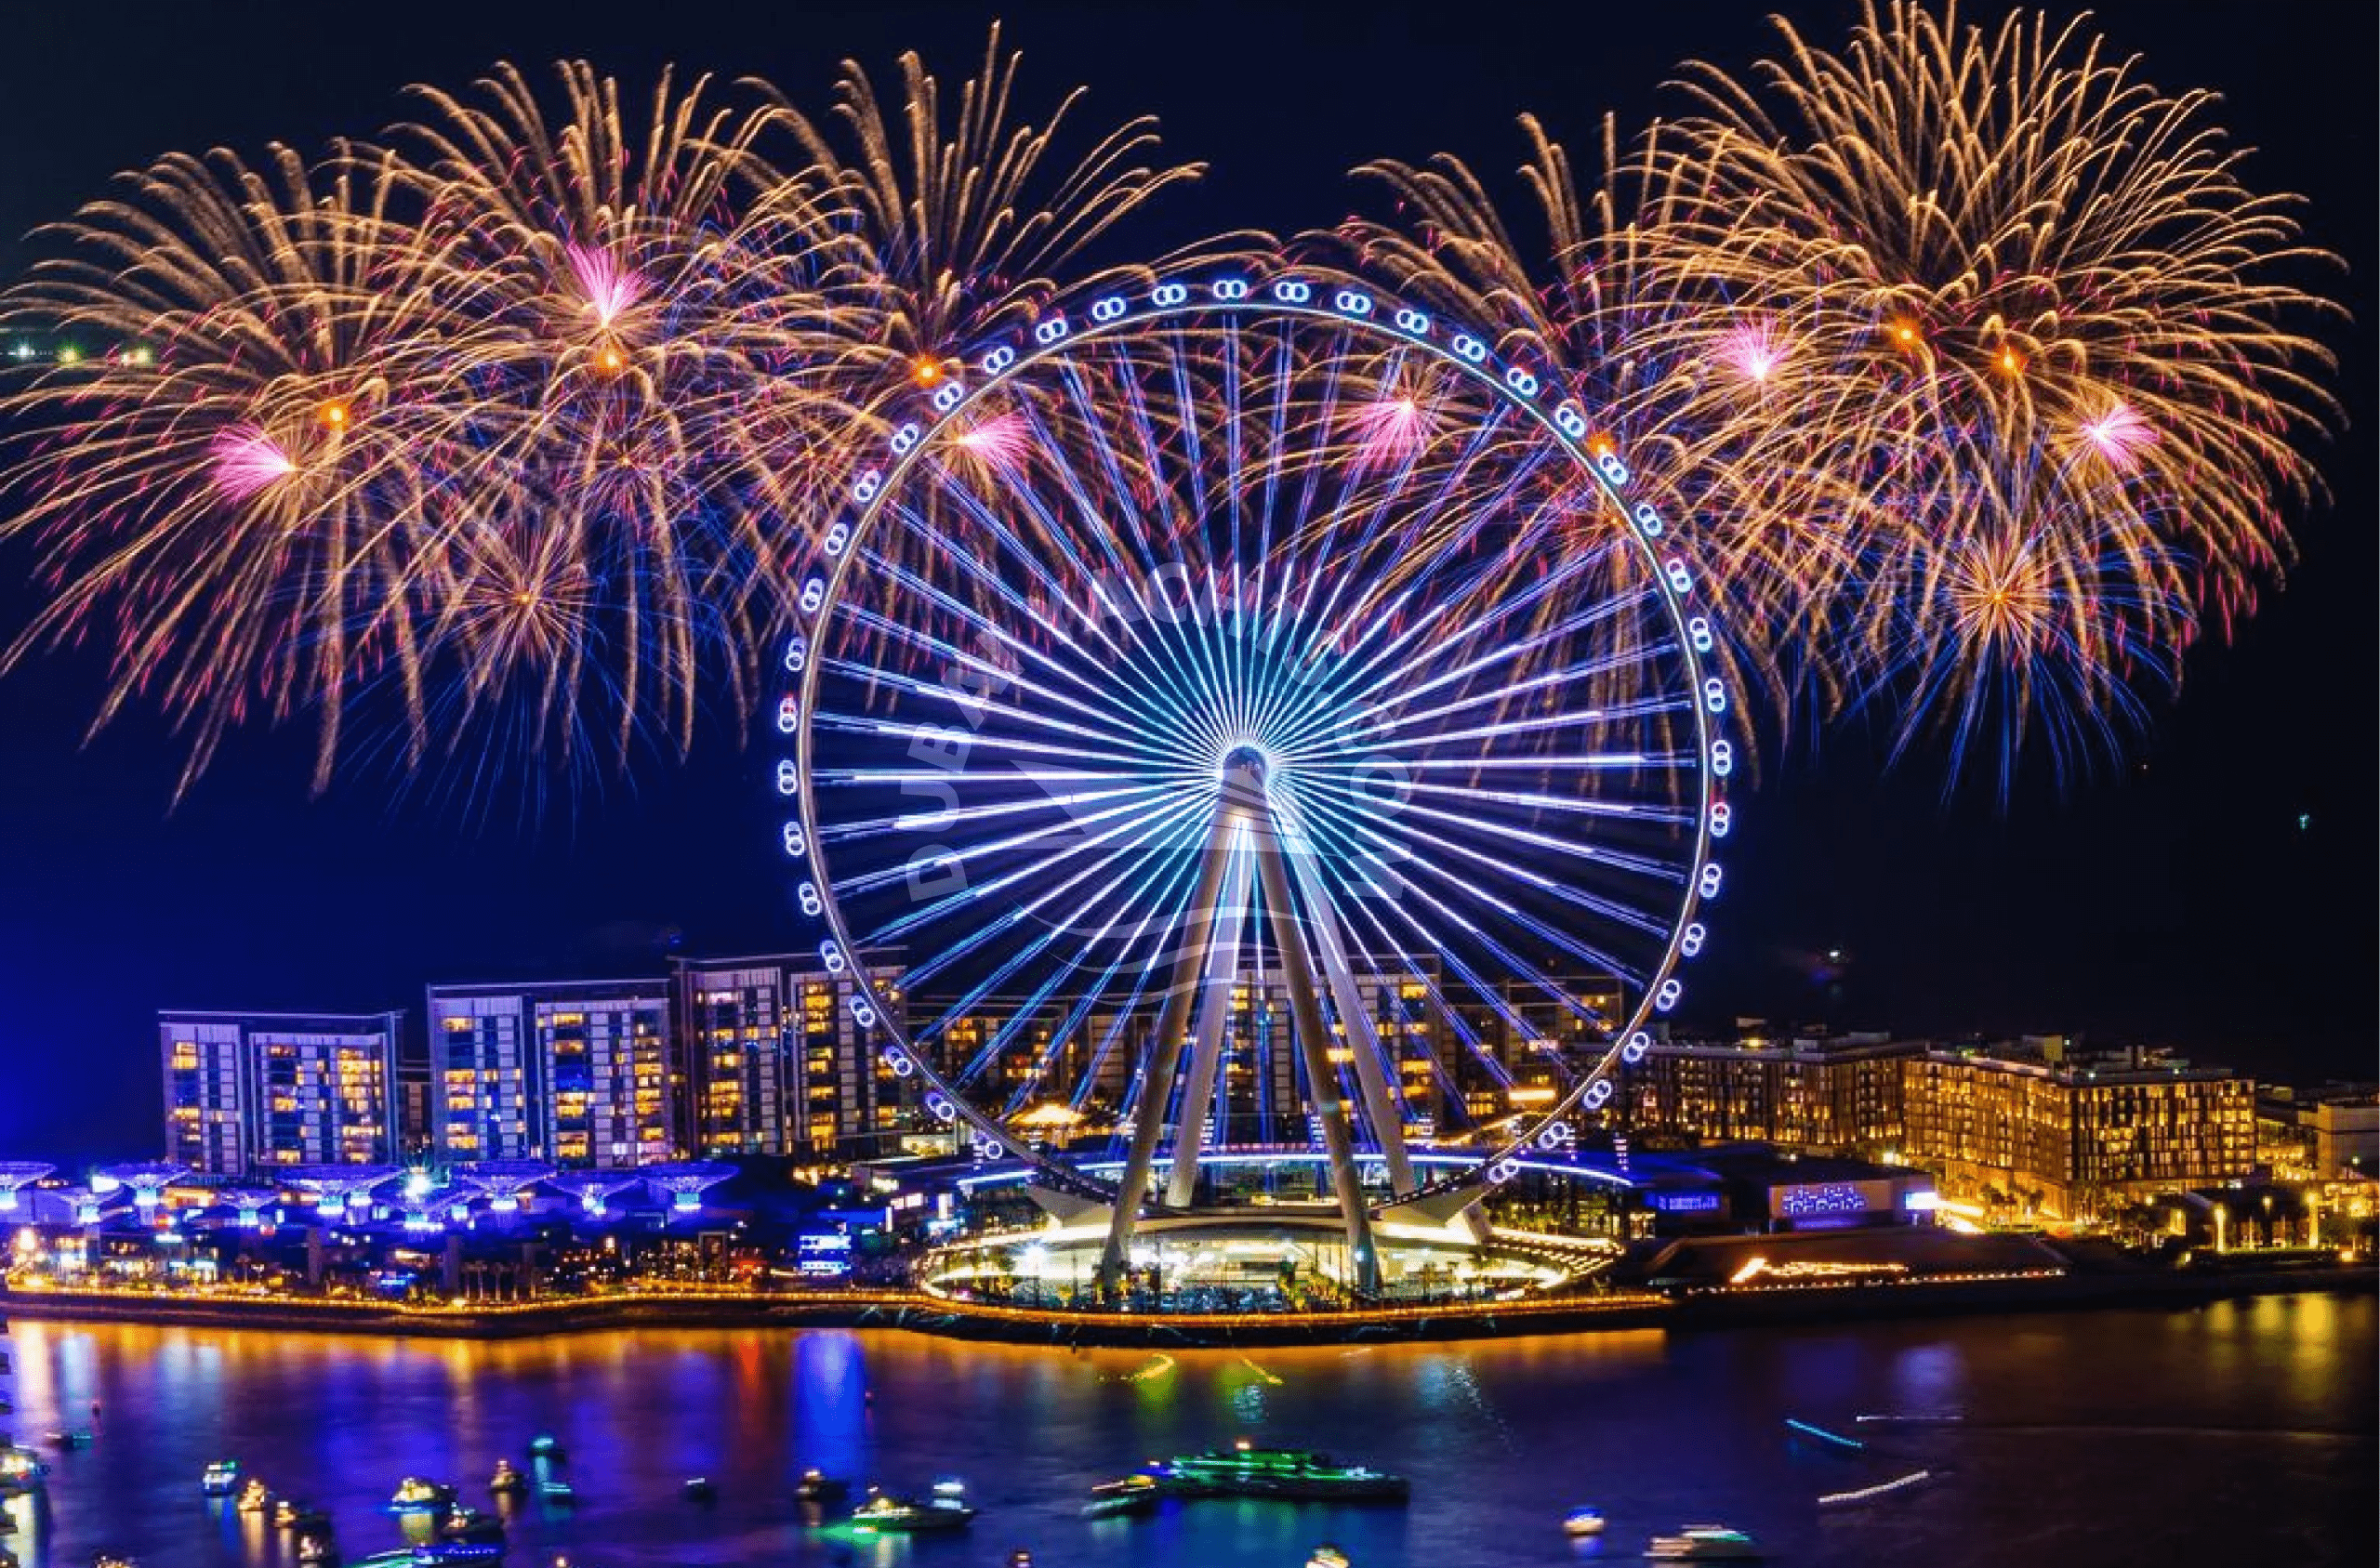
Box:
[0,1297,2370,1568]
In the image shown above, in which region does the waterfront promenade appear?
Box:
[7,1259,2369,1347]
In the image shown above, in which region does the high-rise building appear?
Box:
[157,1010,404,1175]
[425,981,677,1167]
[674,955,916,1161]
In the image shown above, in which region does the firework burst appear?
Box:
[1343,1,2341,793]
[0,143,462,797]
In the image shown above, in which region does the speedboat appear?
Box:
[1647,1524,1763,1561]
[237,1478,273,1514]
[849,1492,976,1534]
[794,1469,850,1504]
[1082,1473,1162,1518]
[1563,1506,1606,1536]
[387,1477,456,1513]
[488,1459,526,1496]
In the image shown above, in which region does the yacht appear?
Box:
[1561,1506,1606,1536]
[236,1478,273,1514]
[848,1491,976,1534]
[488,1459,526,1496]
[1647,1524,1763,1561]
[201,1460,243,1497]
[1092,1442,1408,1506]
[387,1477,456,1513]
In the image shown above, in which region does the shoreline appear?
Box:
[6,1264,2370,1348]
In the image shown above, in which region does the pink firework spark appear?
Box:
[209,425,295,500]
[1347,395,1429,470]
[1719,320,1786,384]
[949,412,1033,474]
[2077,402,2157,471]
[565,244,644,327]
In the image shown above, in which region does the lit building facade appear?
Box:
[1900,1048,2254,1218]
[675,955,915,1161]
[1625,1035,1920,1154]
[157,1010,403,1175]
[426,981,677,1167]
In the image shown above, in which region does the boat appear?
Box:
[294,1534,338,1566]
[794,1469,850,1504]
[683,1476,718,1503]
[1082,1473,1162,1518]
[274,1498,333,1532]
[1562,1506,1606,1536]
[1818,1469,1933,1508]
[237,1477,274,1514]
[91,1555,139,1568]
[1647,1524,1764,1561]
[47,1430,94,1451]
[1307,1548,1353,1568]
[1093,1442,1409,1506]
[527,1434,565,1460]
[848,1492,976,1534]
[0,1444,49,1494]
[201,1459,244,1496]
[537,1479,576,1505]
[437,1507,505,1546]
[487,1459,526,1496]
[387,1477,456,1513]
[405,1547,504,1566]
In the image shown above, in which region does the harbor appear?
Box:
[0,1295,2368,1567]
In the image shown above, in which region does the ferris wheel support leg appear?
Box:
[1097,810,1244,1298]
[1287,846,1419,1198]
[1253,826,1382,1297]
[1163,842,1253,1211]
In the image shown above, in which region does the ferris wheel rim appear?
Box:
[781,270,1733,1208]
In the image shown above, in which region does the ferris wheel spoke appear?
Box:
[860,517,1215,748]
[1308,779,1693,897]
[827,777,1209,913]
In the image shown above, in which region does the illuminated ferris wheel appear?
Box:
[777,274,1731,1290]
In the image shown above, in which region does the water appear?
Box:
[3,1294,2371,1567]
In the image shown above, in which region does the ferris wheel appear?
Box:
[777,274,1731,1291]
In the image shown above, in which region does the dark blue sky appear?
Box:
[0,0,2371,1159]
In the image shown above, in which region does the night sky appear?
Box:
[0,0,2370,1160]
